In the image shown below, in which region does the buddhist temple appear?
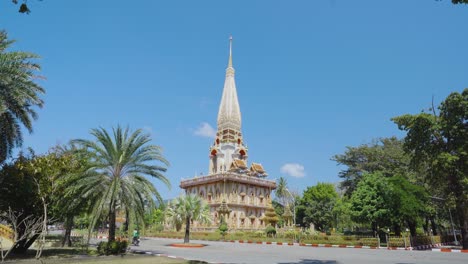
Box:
[180,37,276,230]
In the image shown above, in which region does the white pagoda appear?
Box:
[180,37,276,230]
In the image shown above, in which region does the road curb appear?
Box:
[432,248,468,253]
[146,236,460,252]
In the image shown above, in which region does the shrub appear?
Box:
[283,230,299,239]
[97,240,128,255]
[218,218,228,239]
[265,225,276,237]
[152,223,164,233]
[253,231,265,238]
[388,237,405,247]
[358,238,379,247]
[412,235,440,246]
[232,231,245,239]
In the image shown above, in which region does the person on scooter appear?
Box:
[132,229,140,246]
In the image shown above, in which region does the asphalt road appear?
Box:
[131,237,467,264]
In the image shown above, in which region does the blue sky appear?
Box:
[1,0,467,199]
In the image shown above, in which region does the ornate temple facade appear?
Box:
[180,37,276,230]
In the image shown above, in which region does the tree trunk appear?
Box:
[430,217,438,235]
[407,220,417,237]
[393,224,401,236]
[371,222,378,237]
[108,203,116,242]
[62,216,74,247]
[184,217,190,244]
[10,234,39,254]
[423,217,429,234]
[124,210,129,233]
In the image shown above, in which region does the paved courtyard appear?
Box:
[131,237,467,264]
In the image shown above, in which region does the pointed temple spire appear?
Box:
[217,36,242,138]
[228,35,233,68]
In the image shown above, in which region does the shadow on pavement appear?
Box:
[278,260,339,264]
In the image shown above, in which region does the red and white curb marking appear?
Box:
[432,248,468,253]
[149,237,465,253]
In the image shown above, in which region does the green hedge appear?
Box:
[358,238,379,247]
[97,241,128,255]
[412,235,440,246]
[148,231,380,246]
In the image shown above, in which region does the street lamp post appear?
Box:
[431,196,459,245]
[448,208,459,245]
[386,228,390,249]
[285,188,296,227]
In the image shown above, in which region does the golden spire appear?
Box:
[228,35,233,68]
[217,35,241,134]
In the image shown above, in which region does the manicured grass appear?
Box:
[2,247,97,261]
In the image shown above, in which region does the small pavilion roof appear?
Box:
[230,159,248,170]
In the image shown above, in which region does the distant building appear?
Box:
[180,37,276,230]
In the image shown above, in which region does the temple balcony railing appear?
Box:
[180,172,276,189]
[208,201,269,209]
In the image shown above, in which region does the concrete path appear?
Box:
[131,237,467,264]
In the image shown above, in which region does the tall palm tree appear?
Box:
[70,126,170,242]
[275,177,289,207]
[169,194,211,243]
[0,31,45,163]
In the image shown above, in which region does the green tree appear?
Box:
[47,145,92,247]
[275,177,289,206]
[297,183,338,231]
[70,126,170,242]
[0,146,93,254]
[218,216,228,239]
[349,172,428,237]
[168,194,211,243]
[332,197,353,232]
[165,201,183,232]
[271,200,285,227]
[387,175,428,236]
[0,31,44,164]
[349,172,391,237]
[332,137,412,196]
[392,89,468,249]
[0,153,43,254]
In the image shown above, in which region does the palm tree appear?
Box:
[169,194,211,243]
[70,126,170,242]
[0,31,45,163]
[275,177,289,207]
[165,201,183,232]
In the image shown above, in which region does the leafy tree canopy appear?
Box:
[298,182,338,231]
[392,88,468,249]
[0,31,44,164]
[332,137,412,196]
[349,172,391,235]
[70,125,170,242]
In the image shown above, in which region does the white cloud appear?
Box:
[280,163,306,178]
[193,122,216,139]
